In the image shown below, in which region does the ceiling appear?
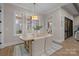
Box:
[13,3,67,14]
[62,3,79,16]
[13,3,79,16]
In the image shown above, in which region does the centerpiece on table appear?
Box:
[33,25,42,33]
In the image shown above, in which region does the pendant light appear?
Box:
[32,3,38,20]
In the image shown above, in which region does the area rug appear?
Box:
[13,44,30,56]
[13,43,62,56]
[41,42,62,56]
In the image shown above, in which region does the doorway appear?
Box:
[64,17,73,39]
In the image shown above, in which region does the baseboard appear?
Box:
[0,45,4,49]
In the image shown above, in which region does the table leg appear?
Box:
[24,40,32,56]
[28,40,32,56]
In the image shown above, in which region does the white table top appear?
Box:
[19,33,53,41]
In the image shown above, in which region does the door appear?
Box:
[65,17,73,39]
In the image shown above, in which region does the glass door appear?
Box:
[65,17,73,39]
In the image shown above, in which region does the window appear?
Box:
[26,16,39,33]
[15,14,39,35]
[15,14,22,35]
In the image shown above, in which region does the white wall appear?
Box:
[2,3,45,48]
[60,8,74,40]
[39,14,47,32]
[74,16,79,26]
[45,8,63,43]
[45,8,74,43]
[74,16,79,32]
[2,4,34,47]
[3,4,22,47]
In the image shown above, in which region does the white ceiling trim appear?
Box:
[11,3,68,15]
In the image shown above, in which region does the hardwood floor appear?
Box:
[0,46,14,56]
[52,37,79,56]
[0,37,79,56]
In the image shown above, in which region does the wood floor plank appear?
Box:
[0,46,14,56]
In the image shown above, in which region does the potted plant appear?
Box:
[33,25,42,33]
